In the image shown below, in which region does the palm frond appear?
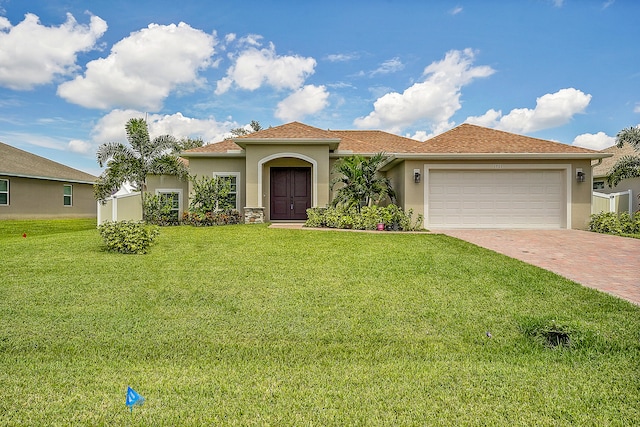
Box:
[615,126,640,151]
[96,142,136,167]
[606,155,640,187]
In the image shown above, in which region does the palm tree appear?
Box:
[94,118,188,203]
[607,126,640,187]
[331,152,396,210]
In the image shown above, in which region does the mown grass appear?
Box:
[0,220,639,425]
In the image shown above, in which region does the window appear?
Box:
[214,173,240,210]
[157,190,181,221]
[593,181,605,190]
[0,179,8,205]
[63,184,73,206]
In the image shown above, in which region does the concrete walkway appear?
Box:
[437,229,640,305]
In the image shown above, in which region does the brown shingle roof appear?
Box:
[417,123,601,154]
[593,143,639,177]
[183,122,422,155]
[182,122,606,158]
[185,139,241,154]
[0,141,96,183]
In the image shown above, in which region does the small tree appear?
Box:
[607,126,640,187]
[94,118,189,200]
[331,153,396,210]
[226,120,263,139]
[94,118,190,222]
[189,175,233,215]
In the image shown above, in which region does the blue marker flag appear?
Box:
[126,387,145,411]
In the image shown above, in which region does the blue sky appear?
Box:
[0,0,638,175]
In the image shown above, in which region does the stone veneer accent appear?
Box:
[244,207,264,224]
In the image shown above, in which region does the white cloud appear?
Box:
[572,132,616,150]
[602,0,615,9]
[90,109,236,147]
[370,57,404,76]
[0,13,107,90]
[326,53,359,62]
[238,34,263,47]
[634,103,640,113]
[552,0,564,7]
[466,88,592,133]
[57,22,216,110]
[354,49,495,133]
[275,85,330,122]
[68,139,92,154]
[147,112,235,143]
[215,42,316,94]
[450,6,463,15]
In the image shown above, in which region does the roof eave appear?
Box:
[391,152,613,160]
[180,151,246,158]
[0,172,95,184]
[234,138,341,150]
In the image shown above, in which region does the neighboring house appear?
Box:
[148,121,608,230]
[592,144,640,214]
[0,142,97,220]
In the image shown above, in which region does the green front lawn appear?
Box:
[0,220,638,425]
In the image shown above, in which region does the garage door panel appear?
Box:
[428,169,565,229]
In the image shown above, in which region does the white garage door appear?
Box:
[427,169,566,229]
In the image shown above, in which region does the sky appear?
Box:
[0,0,638,176]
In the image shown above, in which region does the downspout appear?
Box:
[590,158,603,186]
[590,158,603,216]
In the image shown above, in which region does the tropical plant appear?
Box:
[143,194,180,226]
[188,175,233,215]
[331,153,396,210]
[94,118,189,203]
[606,125,640,187]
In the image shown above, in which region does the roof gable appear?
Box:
[0,142,96,183]
[419,123,600,154]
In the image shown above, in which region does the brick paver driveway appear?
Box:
[438,229,640,305]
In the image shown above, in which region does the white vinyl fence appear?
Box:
[592,190,632,215]
[97,191,143,225]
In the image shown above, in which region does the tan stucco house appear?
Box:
[146,121,610,230]
[0,141,97,220]
[592,144,640,214]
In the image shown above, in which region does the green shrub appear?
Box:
[589,211,639,235]
[189,175,233,214]
[143,194,180,226]
[98,221,160,254]
[304,205,424,231]
[304,207,326,227]
[181,210,242,226]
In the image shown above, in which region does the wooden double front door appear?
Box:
[270,167,311,220]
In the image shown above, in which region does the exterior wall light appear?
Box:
[414,169,421,183]
[576,168,585,183]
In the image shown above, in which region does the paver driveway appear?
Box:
[438,229,640,305]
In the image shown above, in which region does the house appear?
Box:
[592,144,639,214]
[146,121,609,230]
[0,141,97,219]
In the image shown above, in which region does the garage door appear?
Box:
[427,169,566,229]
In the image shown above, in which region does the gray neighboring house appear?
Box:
[592,144,640,214]
[0,142,97,219]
